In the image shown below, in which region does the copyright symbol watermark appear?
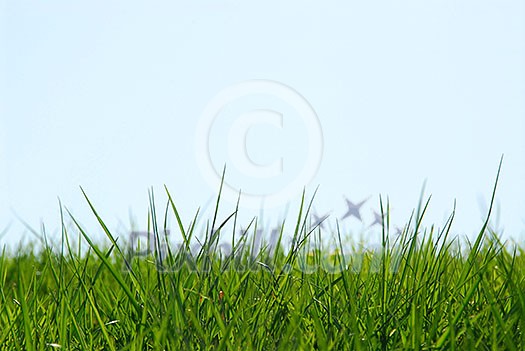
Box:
[195,80,323,208]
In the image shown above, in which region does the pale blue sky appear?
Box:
[2,1,524,247]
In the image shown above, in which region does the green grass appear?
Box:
[1,170,524,349]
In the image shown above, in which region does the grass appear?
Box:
[0,167,524,350]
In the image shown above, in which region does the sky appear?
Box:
[1,1,525,249]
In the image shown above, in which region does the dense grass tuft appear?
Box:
[1,170,524,349]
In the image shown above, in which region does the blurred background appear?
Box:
[2,1,524,249]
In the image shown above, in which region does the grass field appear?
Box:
[1,168,524,350]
